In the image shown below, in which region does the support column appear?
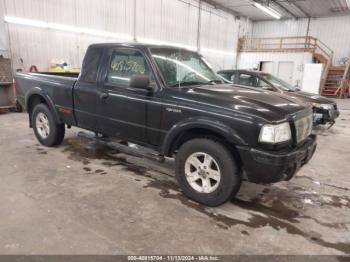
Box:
[196,0,202,52]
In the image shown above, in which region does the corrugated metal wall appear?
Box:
[5,0,135,70]
[0,0,9,57]
[307,16,350,65]
[200,2,236,70]
[2,0,252,71]
[252,16,350,65]
[252,19,308,38]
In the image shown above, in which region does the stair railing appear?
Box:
[314,39,333,62]
[319,50,333,95]
[239,36,333,60]
[338,53,350,97]
[238,36,318,53]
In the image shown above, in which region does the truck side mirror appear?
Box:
[129,75,151,90]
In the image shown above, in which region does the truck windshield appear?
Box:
[150,48,222,87]
[261,74,297,92]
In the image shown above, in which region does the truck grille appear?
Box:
[295,114,313,143]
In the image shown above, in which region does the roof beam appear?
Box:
[288,0,311,17]
[200,0,242,17]
[271,0,298,18]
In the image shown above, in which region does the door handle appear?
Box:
[99,92,109,100]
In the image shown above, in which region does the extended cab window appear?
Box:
[80,47,103,83]
[106,48,150,86]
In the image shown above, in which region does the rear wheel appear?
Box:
[175,138,241,206]
[32,104,65,147]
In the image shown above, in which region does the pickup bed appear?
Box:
[16,43,317,206]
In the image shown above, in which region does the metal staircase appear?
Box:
[321,63,350,98]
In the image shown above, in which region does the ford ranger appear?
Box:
[15,43,317,206]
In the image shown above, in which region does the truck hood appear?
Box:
[281,90,335,105]
[183,84,309,122]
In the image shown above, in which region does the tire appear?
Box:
[15,100,23,112]
[175,138,241,207]
[32,103,65,147]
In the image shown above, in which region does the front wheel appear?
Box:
[32,104,65,147]
[175,138,241,207]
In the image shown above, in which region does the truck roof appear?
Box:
[217,69,268,76]
[88,42,197,52]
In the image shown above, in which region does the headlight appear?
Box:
[295,114,313,143]
[312,103,334,110]
[259,122,291,144]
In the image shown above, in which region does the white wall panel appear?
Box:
[198,2,241,69]
[237,52,313,87]
[308,16,350,64]
[0,0,9,57]
[8,23,129,71]
[2,0,251,71]
[135,0,199,47]
[8,24,76,70]
[201,50,236,71]
[252,19,308,38]
[4,0,136,70]
[200,2,237,51]
[4,0,77,24]
[239,16,253,38]
[199,15,251,71]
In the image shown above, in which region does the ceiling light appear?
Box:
[4,16,133,40]
[138,38,236,56]
[201,48,236,56]
[254,2,281,19]
[137,37,197,51]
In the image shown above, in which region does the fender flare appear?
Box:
[25,87,62,125]
[160,117,247,156]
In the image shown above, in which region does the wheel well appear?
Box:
[168,128,242,168]
[27,94,48,127]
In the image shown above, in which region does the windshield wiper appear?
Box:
[169,79,223,87]
[206,79,223,84]
[169,81,207,87]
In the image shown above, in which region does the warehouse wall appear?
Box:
[252,15,350,65]
[252,19,308,38]
[2,0,252,71]
[0,0,9,57]
[237,52,313,87]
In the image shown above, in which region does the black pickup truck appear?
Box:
[16,43,317,206]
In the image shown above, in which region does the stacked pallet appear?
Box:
[0,57,14,109]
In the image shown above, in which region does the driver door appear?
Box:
[97,47,156,144]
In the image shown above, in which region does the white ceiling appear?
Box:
[209,0,350,21]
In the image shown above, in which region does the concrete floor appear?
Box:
[0,100,349,255]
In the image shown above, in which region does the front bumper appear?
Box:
[237,135,317,184]
[313,106,340,125]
